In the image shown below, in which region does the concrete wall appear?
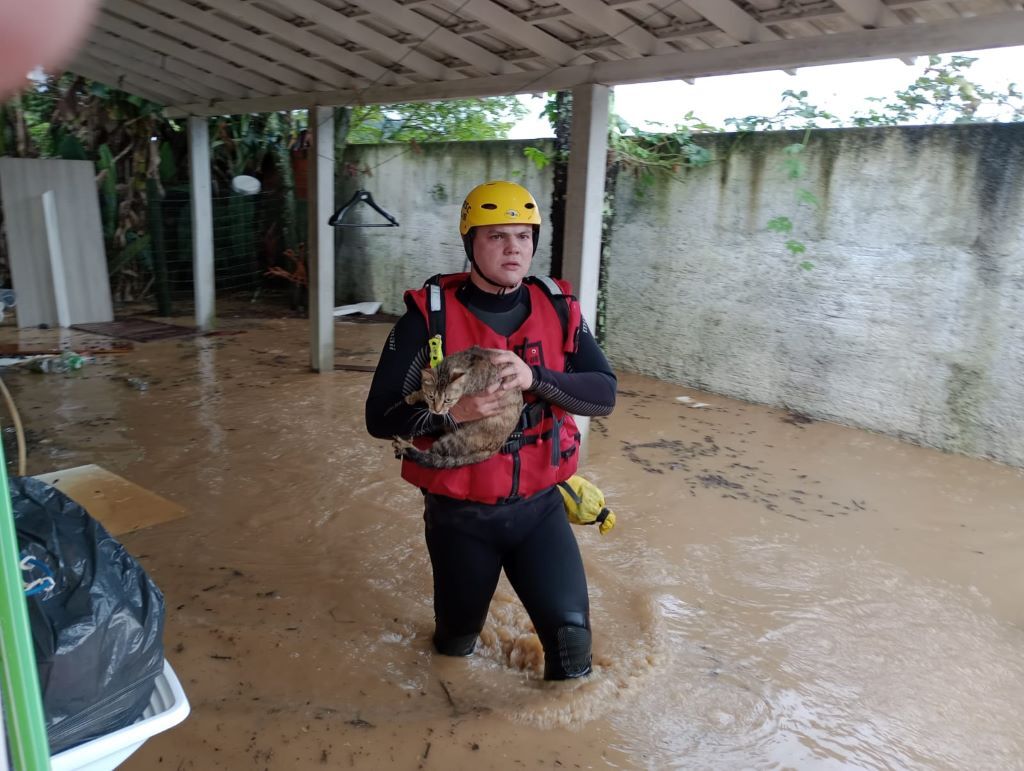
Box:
[337,126,1024,467]
[605,124,1024,466]
[334,140,554,310]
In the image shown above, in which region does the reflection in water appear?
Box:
[3,318,1022,770]
[196,337,226,491]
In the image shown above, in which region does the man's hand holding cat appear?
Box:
[450,381,505,422]
[488,350,534,391]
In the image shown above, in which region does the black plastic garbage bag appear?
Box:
[11,475,165,754]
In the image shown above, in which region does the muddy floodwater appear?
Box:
[2,314,1022,770]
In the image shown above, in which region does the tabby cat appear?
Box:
[393,346,522,468]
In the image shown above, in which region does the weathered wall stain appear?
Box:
[605,123,1024,467]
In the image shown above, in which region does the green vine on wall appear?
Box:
[526,56,1024,276]
[522,96,717,341]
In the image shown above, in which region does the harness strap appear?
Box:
[525,276,573,349]
[500,433,540,454]
[534,275,564,297]
[424,274,446,355]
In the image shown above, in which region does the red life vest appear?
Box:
[401,273,583,504]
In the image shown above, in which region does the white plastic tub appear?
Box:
[50,660,190,771]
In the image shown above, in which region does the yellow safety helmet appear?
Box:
[459,180,542,236]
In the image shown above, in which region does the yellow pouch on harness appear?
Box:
[557,475,616,535]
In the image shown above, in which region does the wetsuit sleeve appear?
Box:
[365,308,447,439]
[528,318,616,417]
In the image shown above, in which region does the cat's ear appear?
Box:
[448,369,467,382]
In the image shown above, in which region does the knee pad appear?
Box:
[544,625,592,680]
[433,630,478,657]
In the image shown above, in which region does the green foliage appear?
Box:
[783,156,805,179]
[96,143,118,242]
[211,113,279,186]
[27,122,53,156]
[57,132,87,160]
[107,231,151,274]
[852,55,1024,126]
[739,55,1024,269]
[158,141,176,185]
[272,131,298,252]
[726,90,839,132]
[605,113,715,195]
[345,97,528,143]
[523,145,551,170]
[795,188,819,208]
[785,239,806,256]
[0,105,9,155]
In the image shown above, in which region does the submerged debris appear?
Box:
[781,409,814,426]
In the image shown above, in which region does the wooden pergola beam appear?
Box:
[166,11,1024,116]
[94,12,277,95]
[678,0,781,44]
[86,29,250,99]
[551,0,672,57]
[346,0,519,76]
[200,0,399,86]
[260,0,458,81]
[105,0,316,92]
[458,0,593,66]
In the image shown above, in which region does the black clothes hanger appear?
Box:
[328,189,400,228]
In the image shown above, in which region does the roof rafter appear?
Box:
[87,28,250,99]
[831,0,918,64]
[458,0,593,65]
[345,0,519,75]
[85,40,228,100]
[832,0,904,28]
[129,0,339,90]
[195,0,387,86]
[165,9,1024,116]
[94,12,278,95]
[678,0,781,44]
[72,53,185,104]
[103,0,311,93]
[550,0,673,56]
[259,0,459,81]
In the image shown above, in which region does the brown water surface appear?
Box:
[3,316,1022,770]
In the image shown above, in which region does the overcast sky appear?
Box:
[508,45,1024,138]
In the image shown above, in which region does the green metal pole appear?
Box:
[0,440,51,770]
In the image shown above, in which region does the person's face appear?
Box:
[470,224,534,292]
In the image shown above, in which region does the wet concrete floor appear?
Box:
[2,314,1022,770]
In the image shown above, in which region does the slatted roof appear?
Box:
[68,0,1024,116]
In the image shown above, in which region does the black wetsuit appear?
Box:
[365,279,616,679]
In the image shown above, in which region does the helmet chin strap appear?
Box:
[469,258,518,293]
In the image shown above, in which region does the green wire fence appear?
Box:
[111,187,306,315]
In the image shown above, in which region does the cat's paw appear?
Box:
[404,391,422,405]
[391,436,415,459]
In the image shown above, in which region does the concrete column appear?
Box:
[562,83,610,329]
[308,106,335,372]
[188,116,215,330]
[562,84,610,458]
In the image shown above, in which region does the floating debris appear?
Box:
[675,396,711,408]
